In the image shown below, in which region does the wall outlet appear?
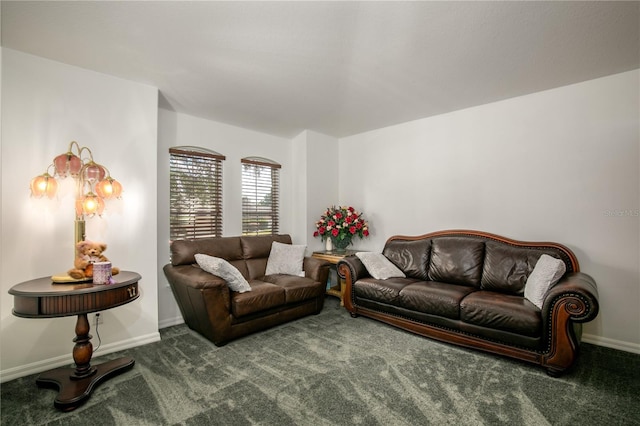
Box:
[95,313,104,325]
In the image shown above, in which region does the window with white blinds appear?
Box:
[241,157,281,235]
[169,147,225,240]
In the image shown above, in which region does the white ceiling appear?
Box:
[2,1,638,139]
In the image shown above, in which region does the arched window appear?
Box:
[241,157,280,235]
[169,147,225,240]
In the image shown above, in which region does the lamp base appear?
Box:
[51,274,92,284]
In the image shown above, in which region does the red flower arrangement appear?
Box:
[313,205,369,249]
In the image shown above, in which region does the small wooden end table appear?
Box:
[312,249,359,305]
[8,271,141,411]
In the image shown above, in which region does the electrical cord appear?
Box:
[94,313,102,352]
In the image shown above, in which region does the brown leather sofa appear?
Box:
[337,230,599,376]
[164,234,331,346]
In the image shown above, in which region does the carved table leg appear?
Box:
[70,313,97,379]
[35,313,135,411]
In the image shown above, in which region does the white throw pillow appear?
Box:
[265,241,306,276]
[195,254,251,293]
[524,254,566,309]
[356,252,406,280]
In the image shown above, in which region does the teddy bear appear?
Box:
[68,240,120,280]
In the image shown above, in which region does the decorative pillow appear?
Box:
[265,241,306,276]
[356,252,406,280]
[195,254,251,293]
[524,254,566,309]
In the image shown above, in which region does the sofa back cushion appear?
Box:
[170,234,294,280]
[241,234,292,258]
[171,236,243,266]
[480,242,538,295]
[381,231,578,295]
[383,239,431,280]
[427,237,485,287]
[242,235,292,279]
[481,241,571,295]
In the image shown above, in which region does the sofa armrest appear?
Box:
[539,271,599,375]
[163,264,232,313]
[337,256,370,312]
[303,256,331,284]
[542,272,599,323]
[163,263,236,344]
[164,264,228,290]
[337,256,370,281]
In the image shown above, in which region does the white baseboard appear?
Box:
[0,331,161,383]
[582,333,640,355]
[159,316,184,329]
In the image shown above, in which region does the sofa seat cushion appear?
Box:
[261,274,324,304]
[231,281,285,318]
[398,281,477,319]
[353,277,417,305]
[460,291,541,337]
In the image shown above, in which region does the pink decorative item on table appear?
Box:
[92,262,112,285]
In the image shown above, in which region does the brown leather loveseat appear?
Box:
[164,234,331,346]
[337,230,599,376]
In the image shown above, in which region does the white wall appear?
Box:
[340,70,640,352]
[157,109,295,327]
[292,130,340,253]
[291,131,309,247]
[1,49,160,381]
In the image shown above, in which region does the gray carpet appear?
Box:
[2,297,639,425]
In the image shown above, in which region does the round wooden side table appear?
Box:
[8,271,141,411]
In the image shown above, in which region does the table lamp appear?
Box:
[30,141,122,281]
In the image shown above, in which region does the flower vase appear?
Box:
[325,238,333,251]
[331,236,352,253]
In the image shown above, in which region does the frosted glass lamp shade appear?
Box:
[30,173,58,199]
[76,193,105,217]
[54,153,82,178]
[95,177,123,199]
[82,162,107,183]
